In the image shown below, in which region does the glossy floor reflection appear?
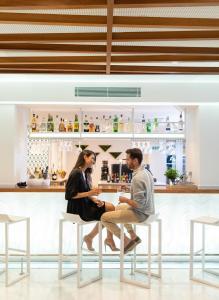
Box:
[0,269,219,300]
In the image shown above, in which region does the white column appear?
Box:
[0,105,28,184]
[186,105,219,188]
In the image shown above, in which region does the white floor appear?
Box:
[0,269,219,300]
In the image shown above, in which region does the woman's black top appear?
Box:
[65,169,105,221]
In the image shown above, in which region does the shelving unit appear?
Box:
[29,132,185,140]
[28,106,185,140]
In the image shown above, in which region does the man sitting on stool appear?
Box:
[101,148,155,253]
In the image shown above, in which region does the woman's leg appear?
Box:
[85,201,118,250]
[84,201,114,248]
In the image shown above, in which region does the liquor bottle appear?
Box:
[67,120,73,132]
[74,114,79,132]
[83,114,89,132]
[166,116,171,131]
[59,118,65,132]
[178,112,184,131]
[118,114,124,133]
[31,113,37,132]
[95,116,100,132]
[116,173,120,183]
[113,115,119,133]
[106,115,112,133]
[146,119,152,133]
[126,117,132,133]
[89,117,95,132]
[154,117,159,132]
[102,115,106,132]
[47,114,54,132]
[141,114,146,133]
[54,115,59,132]
[52,170,57,181]
[40,117,47,132]
[36,115,39,132]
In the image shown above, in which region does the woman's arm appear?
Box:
[72,188,100,199]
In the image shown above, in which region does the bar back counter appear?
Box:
[0,186,219,260]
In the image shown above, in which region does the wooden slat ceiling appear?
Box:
[1,1,219,74]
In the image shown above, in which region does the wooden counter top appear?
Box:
[1,185,219,193]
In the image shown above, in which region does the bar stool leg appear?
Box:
[58,219,63,279]
[158,219,162,278]
[5,223,9,287]
[147,224,151,288]
[190,220,194,279]
[120,224,125,282]
[26,218,30,275]
[202,224,206,272]
[98,222,103,279]
[77,224,82,288]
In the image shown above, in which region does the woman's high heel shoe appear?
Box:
[82,235,95,252]
[104,239,119,252]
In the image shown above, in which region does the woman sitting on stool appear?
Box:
[65,149,118,251]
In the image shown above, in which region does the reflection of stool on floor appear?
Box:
[0,214,30,287]
[120,214,162,289]
[190,216,219,288]
[58,213,102,288]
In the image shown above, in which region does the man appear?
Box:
[101,148,155,253]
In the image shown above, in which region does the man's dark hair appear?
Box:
[126,148,143,165]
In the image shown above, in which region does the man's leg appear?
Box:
[116,204,139,240]
[101,209,141,247]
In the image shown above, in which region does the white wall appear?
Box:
[0,74,219,104]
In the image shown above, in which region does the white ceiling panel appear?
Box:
[114,7,219,18]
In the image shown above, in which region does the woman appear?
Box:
[65,149,118,251]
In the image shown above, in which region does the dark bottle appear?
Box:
[101,160,109,181]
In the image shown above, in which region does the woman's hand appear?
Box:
[93,198,104,207]
[89,188,101,196]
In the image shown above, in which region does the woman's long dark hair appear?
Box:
[73,149,96,170]
[73,150,96,188]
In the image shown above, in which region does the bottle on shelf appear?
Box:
[126,117,132,133]
[74,114,79,132]
[153,117,159,132]
[54,115,59,132]
[47,114,54,132]
[141,114,146,133]
[118,114,124,133]
[59,118,66,132]
[31,113,37,132]
[95,116,100,132]
[89,116,95,132]
[83,114,89,132]
[39,116,47,132]
[36,115,39,132]
[113,115,119,133]
[67,120,73,132]
[146,119,152,133]
[106,115,112,133]
[166,116,171,131]
[102,115,106,133]
[178,112,184,131]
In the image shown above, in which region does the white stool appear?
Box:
[190,216,219,288]
[120,214,162,289]
[0,214,30,287]
[58,212,102,288]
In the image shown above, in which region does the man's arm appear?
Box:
[119,196,138,208]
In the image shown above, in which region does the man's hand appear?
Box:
[119,196,129,204]
[121,185,130,192]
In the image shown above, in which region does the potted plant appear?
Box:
[164,168,179,185]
